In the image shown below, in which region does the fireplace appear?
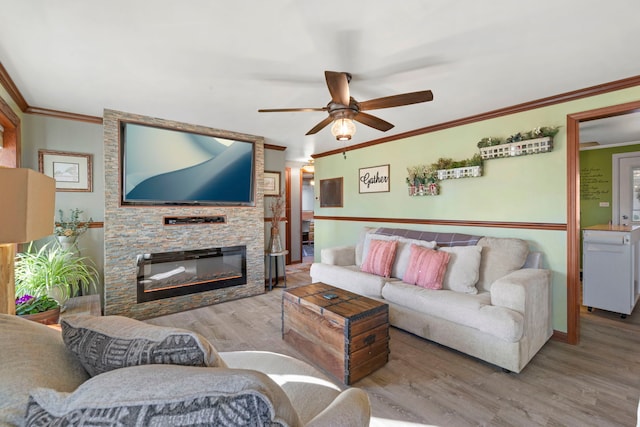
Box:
[136,246,246,303]
[103,110,265,319]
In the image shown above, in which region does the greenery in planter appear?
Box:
[431,154,483,170]
[477,126,560,148]
[15,241,99,308]
[405,165,438,186]
[54,208,92,238]
[15,294,59,315]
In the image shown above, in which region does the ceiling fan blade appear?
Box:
[354,112,394,132]
[258,107,327,113]
[359,90,433,111]
[325,71,350,106]
[306,116,335,135]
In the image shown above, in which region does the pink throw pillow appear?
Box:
[361,239,398,278]
[403,244,450,289]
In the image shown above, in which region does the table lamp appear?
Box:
[0,168,55,314]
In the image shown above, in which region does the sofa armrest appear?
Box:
[320,245,356,266]
[306,387,371,427]
[490,268,552,338]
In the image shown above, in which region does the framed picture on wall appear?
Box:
[359,164,390,193]
[38,149,93,192]
[264,171,281,196]
[320,177,343,207]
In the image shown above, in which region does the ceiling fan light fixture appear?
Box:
[331,118,356,141]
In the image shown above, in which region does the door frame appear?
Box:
[567,99,640,344]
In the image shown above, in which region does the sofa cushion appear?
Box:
[403,245,450,290]
[439,245,483,294]
[310,263,389,298]
[61,314,226,377]
[25,364,301,427]
[361,239,398,277]
[476,237,529,292]
[392,237,438,279]
[0,315,90,427]
[381,281,524,342]
[360,232,398,267]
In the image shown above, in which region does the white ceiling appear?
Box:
[579,112,640,148]
[1,0,640,162]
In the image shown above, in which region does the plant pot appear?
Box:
[19,306,60,325]
[56,235,80,257]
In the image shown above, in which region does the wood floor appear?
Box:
[145,265,640,427]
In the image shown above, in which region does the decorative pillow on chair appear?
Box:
[25,365,301,427]
[0,315,89,427]
[402,244,450,289]
[61,314,226,377]
[360,239,398,277]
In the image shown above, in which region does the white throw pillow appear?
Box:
[355,227,378,266]
[439,245,483,294]
[476,237,529,292]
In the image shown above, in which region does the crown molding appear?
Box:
[1,62,104,124]
[264,143,287,151]
[314,74,640,159]
[25,106,103,124]
[0,62,28,111]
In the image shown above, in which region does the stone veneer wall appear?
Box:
[103,109,265,319]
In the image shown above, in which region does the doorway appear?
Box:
[301,169,315,263]
[568,100,640,344]
[612,153,640,226]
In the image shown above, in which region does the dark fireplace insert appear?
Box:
[136,245,246,303]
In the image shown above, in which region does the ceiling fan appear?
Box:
[258,71,434,141]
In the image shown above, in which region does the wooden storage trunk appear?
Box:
[282,282,389,384]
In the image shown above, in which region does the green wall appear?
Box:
[580,144,640,228]
[313,85,640,333]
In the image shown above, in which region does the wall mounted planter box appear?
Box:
[407,183,440,196]
[437,166,482,180]
[479,136,553,160]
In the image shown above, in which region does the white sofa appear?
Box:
[310,227,553,373]
[0,313,370,427]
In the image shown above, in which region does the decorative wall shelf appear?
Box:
[479,136,553,160]
[437,166,482,180]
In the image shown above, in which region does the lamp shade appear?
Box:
[0,168,55,244]
[331,118,356,141]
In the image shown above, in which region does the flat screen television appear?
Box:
[120,122,256,206]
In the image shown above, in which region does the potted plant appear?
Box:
[477,126,560,159]
[406,165,441,196]
[15,241,99,316]
[268,192,285,253]
[433,154,484,180]
[15,294,61,325]
[54,208,92,251]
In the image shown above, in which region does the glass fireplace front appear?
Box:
[136,245,246,303]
